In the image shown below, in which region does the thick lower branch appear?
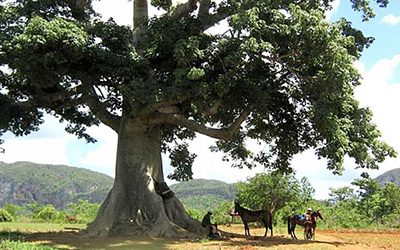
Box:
[149,108,251,141]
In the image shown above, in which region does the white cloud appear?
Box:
[2,134,71,166]
[382,14,400,25]
[354,54,400,175]
[71,125,117,177]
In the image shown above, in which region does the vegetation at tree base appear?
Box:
[0,162,113,209]
[1,200,100,224]
[0,0,396,236]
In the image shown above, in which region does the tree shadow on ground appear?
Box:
[0,228,354,250]
[216,229,350,248]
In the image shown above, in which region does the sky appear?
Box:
[1,0,400,200]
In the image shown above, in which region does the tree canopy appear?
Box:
[1,0,395,178]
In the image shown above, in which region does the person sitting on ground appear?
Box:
[201,211,220,239]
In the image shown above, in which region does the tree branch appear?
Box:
[198,0,211,20]
[137,95,193,118]
[203,99,223,116]
[149,107,252,141]
[83,86,120,131]
[170,0,198,19]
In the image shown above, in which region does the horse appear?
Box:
[234,202,273,237]
[287,210,323,240]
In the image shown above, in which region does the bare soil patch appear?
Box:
[17,225,400,249]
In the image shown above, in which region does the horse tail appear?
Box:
[287,216,291,235]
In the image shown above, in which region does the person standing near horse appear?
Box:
[305,208,313,221]
[288,209,323,240]
[201,211,220,239]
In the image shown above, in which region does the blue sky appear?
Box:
[1,0,400,199]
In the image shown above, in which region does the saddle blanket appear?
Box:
[295,214,306,221]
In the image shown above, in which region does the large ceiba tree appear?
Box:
[0,0,396,237]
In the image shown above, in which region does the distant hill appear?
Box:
[375,168,400,186]
[0,161,113,209]
[171,179,236,211]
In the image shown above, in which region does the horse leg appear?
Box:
[292,224,297,240]
[245,223,250,236]
[263,219,268,237]
[312,225,316,240]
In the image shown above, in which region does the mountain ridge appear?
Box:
[375,168,400,186]
[0,161,113,209]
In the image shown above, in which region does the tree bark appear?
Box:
[85,117,207,237]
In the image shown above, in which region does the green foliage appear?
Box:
[235,172,308,214]
[168,143,197,181]
[1,200,100,224]
[66,200,100,224]
[0,209,13,222]
[0,0,395,180]
[2,204,23,218]
[32,205,59,222]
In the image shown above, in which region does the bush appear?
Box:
[32,205,59,222]
[0,209,13,222]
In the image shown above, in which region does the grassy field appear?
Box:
[1,223,399,249]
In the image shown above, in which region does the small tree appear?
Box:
[352,173,384,222]
[328,187,357,205]
[236,172,300,214]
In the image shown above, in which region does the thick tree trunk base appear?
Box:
[83,119,208,238]
[84,188,207,238]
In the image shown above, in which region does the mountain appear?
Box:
[375,168,400,186]
[0,161,113,209]
[170,179,236,210]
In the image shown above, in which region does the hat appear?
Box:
[307,208,312,211]
[207,211,213,215]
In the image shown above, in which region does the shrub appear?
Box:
[0,209,13,222]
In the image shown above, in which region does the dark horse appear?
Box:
[287,210,323,240]
[234,202,273,237]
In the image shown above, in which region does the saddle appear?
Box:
[295,214,306,221]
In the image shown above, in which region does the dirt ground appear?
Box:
[22,225,400,250]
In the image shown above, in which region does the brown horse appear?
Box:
[234,202,273,237]
[287,210,323,240]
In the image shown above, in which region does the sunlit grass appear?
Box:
[0,222,86,233]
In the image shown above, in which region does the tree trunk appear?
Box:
[85,117,207,237]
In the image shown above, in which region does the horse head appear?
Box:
[314,210,323,220]
[234,201,241,213]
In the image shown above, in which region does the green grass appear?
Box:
[0,223,86,250]
[0,222,86,233]
[0,240,57,250]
